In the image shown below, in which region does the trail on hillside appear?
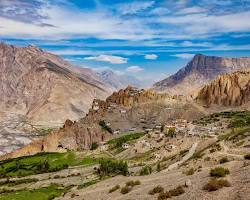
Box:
[165,142,198,171]
[219,141,244,159]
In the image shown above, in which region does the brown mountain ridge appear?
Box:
[153,54,250,95]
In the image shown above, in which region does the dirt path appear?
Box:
[165,142,198,171]
[219,141,244,159]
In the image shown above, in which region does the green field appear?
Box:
[107,132,145,154]
[107,132,145,145]
[0,184,70,200]
[0,151,104,178]
[194,111,250,127]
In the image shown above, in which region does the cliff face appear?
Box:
[153,54,250,95]
[105,86,169,107]
[0,118,110,160]
[0,43,111,126]
[196,69,250,107]
[0,87,176,160]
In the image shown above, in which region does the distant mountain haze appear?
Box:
[97,69,144,90]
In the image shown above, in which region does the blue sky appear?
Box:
[1,0,250,83]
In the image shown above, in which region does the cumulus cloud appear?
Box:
[171,53,195,59]
[84,54,128,64]
[126,66,144,73]
[144,54,158,60]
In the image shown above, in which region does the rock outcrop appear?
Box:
[153,54,250,95]
[196,69,250,106]
[0,87,176,160]
[0,42,111,127]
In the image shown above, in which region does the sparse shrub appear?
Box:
[209,148,216,153]
[169,186,185,196]
[193,151,205,159]
[203,178,231,192]
[126,180,141,187]
[99,120,112,133]
[185,168,195,176]
[219,157,229,164]
[120,186,132,194]
[139,165,152,176]
[157,163,161,172]
[210,167,230,177]
[148,185,164,195]
[157,191,171,200]
[157,185,185,199]
[109,185,120,193]
[134,180,141,185]
[204,157,211,161]
[244,154,250,160]
[53,175,61,179]
[90,142,99,150]
[167,128,176,138]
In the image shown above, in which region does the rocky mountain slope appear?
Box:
[97,69,143,90]
[0,86,207,160]
[153,54,250,95]
[196,69,250,107]
[0,42,111,127]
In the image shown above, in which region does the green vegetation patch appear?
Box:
[109,185,120,193]
[98,158,128,177]
[203,178,231,192]
[77,179,100,190]
[194,111,250,127]
[157,186,185,200]
[0,152,103,178]
[148,185,164,195]
[107,132,145,146]
[0,183,70,200]
[99,120,112,133]
[210,167,230,177]
[139,165,152,176]
[0,178,38,187]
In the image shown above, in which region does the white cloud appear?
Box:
[0,2,156,41]
[117,1,155,15]
[126,66,144,73]
[0,0,249,42]
[149,7,170,15]
[181,41,212,47]
[176,6,206,15]
[144,54,158,60]
[171,53,194,59]
[158,11,250,35]
[84,54,128,64]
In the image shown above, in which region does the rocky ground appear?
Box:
[0,111,249,200]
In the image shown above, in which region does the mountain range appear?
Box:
[153,54,250,95]
[97,69,144,90]
[0,42,111,127]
